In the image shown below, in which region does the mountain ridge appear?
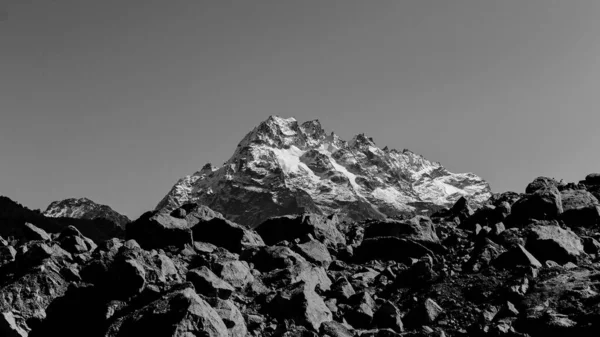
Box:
[44,197,130,228]
[156,116,491,227]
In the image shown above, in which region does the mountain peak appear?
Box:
[156,117,491,226]
[44,197,130,228]
[349,133,377,148]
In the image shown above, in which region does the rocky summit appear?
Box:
[44,197,130,229]
[156,116,491,227]
[1,173,600,336]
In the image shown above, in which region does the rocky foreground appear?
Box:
[2,174,600,336]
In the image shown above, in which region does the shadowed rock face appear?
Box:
[155,116,491,227]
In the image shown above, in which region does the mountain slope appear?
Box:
[44,197,130,228]
[156,116,491,227]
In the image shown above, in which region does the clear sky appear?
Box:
[1,1,600,218]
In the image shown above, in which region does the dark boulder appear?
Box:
[511,187,563,223]
[344,291,375,329]
[56,225,97,254]
[583,173,600,185]
[561,189,599,211]
[582,236,600,255]
[354,237,435,263]
[212,259,254,290]
[330,277,356,300]
[0,246,17,266]
[255,213,346,247]
[406,298,444,328]
[262,261,332,292]
[269,282,332,331]
[373,300,404,332]
[186,266,235,299]
[525,224,584,264]
[204,297,247,337]
[186,205,264,254]
[559,189,600,228]
[493,244,542,269]
[363,216,440,245]
[126,211,193,249]
[245,246,307,273]
[464,238,506,272]
[112,258,147,298]
[292,239,332,268]
[355,216,442,263]
[433,197,474,223]
[488,191,522,207]
[461,204,508,230]
[526,177,560,194]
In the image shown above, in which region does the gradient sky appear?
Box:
[1,1,600,218]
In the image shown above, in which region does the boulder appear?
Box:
[270,282,332,331]
[560,189,599,211]
[464,238,506,272]
[584,173,600,185]
[292,240,332,268]
[22,222,51,241]
[320,321,354,337]
[186,205,264,253]
[262,262,332,292]
[57,226,97,254]
[255,213,346,247]
[558,189,600,228]
[433,196,473,222]
[330,277,356,300]
[462,204,510,230]
[511,187,563,223]
[344,291,375,329]
[105,286,228,337]
[518,268,598,336]
[582,236,600,255]
[488,191,522,207]
[493,244,542,269]
[354,237,434,263]
[356,216,442,263]
[212,259,254,290]
[373,300,404,332]
[126,211,193,249]
[363,216,440,246]
[19,242,72,267]
[205,297,248,337]
[246,246,308,273]
[0,259,69,331]
[0,246,17,266]
[526,177,559,194]
[526,224,584,264]
[114,258,146,298]
[186,266,235,299]
[407,298,444,328]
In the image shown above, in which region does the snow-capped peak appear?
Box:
[155,116,492,227]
